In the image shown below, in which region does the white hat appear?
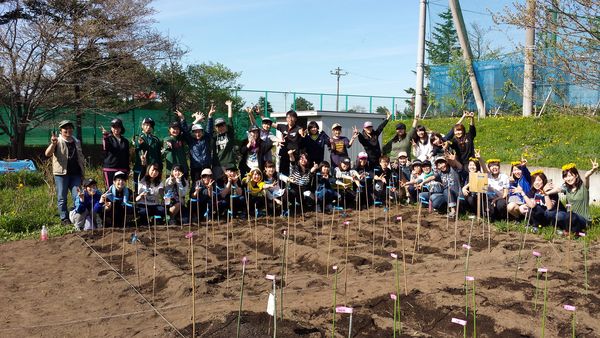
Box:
[331,123,342,130]
[191,124,204,131]
[201,168,213,176]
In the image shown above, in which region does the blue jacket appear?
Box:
[184,118,214,169]
[74,190,102,214]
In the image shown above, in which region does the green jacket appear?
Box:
[133,133,163,172]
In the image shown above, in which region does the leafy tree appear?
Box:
[257,96,273,113]
[0,0,179,158]
[426,9,459,65]
[496,0,600,89]
[292,96,314,111]
[186,62,243,113]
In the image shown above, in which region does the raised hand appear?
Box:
[384,107,391,119]
[174,109,185,120]
[77,186,84,201]
[50,131,58,145]
[140,150,147,166]
[474,148,481,158]
[520,156,528,165]
[100,125,109,135]
[591,158,599,171]
[352,126,359,137]
[208,103,216,117]
[245,106,253,114]
[192,111,205,122]
[225,100,233,107]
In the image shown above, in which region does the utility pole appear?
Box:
[330,67,348,112]
[414,0,427,119]
[448,0,486,117]
[522,0,536,117]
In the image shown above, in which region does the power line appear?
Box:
[330,67,348,111]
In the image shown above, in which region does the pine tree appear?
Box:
[426,9,459,65]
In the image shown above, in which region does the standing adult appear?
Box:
[45,120,85,225]
[101,118,130,187]
[276,110,303,176]
[212,100,237,180]
[357,108,391,170]
[133,117,163,189]
[382,114,419,159]
[183,105,214,182]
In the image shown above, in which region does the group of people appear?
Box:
[45,103,598,236]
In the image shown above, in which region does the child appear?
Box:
[418,155,462,217]
[162,113,189,176]
[301,120,330,167]
[242,168,266,217]
[213,100,237,180]
[354,152,373,208]
[218,165,246,219]
[190,168,215,220]
[133,117,163,190]
[288,150,319,213]
[514,170,561,232]
[183,105,214,182]
[69,178,102,230]
[404,159,423,203]
[136,163,165,225]
[329,123,358,169]
[372,156,396,206]
[164,165,189,225]
[94,171,134,227]
[485,159,509,221]
[316,161,338,213]
[392,151,412,204]
[101,118,130,187]
[334,157,360,209]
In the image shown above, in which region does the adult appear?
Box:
[133,117,163,190]
[276,110,303,176]
[45,120,85,225]
[247,106,280,163]
[101,118,130,187]
[213,100,237,180]
[485,159,509,221]
[301,120,330,167]
[444,111,476,167]
[411,125,433,162]
[183,105,214,182]
[382,114,418,159]
[546,160,599,234]
[357,108,390,170]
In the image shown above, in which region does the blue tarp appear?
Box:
[0,160,37,173]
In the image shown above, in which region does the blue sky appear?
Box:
[151,0,522,110]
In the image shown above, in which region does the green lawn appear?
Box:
[384,114,600,168]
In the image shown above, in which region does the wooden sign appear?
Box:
[469,173,488,193]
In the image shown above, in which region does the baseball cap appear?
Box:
[411,159,422,168]
[248,124,260,131]
[395,123,406,130]
[421,160,432,167]
[58,120,74,129]
[215,118,226,126]
[262,117,273,124]
[191,124,204,131]
[341,157,351,165]
[358,152,368,159]
[169,121,181,129]
[225,164,238,171]
[141,117,155,127]
[331,123,342,130]
[363,121,373,129]
[434,156,447,164]
[397,151,408,158]
[82,178,97,187]
[114,171,128,180]
[201,168,213,176]
[110,118,125,134]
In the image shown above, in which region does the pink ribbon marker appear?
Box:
[343,221,350,225]
[335,306,353,314]
[451,318,467,326]
[462,244,471,250]
[185,232,194,239]
[465,276,475,281]
[242,256,248,266]
[265,274,276,280]
[390,293,397,300]
[578,232,586,237]
[566,204,572,210]
[332,265,338,271]
[396,216,402,221]
[532,251,541,257]
[538,267,548,273]
[390,253,398,259]
[564,305,576,311]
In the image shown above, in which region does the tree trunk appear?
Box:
[10,123,27,160]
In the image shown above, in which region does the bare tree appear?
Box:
[0,0,182,158]
[495,0,599,89]
[469,22,503,60]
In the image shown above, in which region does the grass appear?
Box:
[384,114,600,168]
